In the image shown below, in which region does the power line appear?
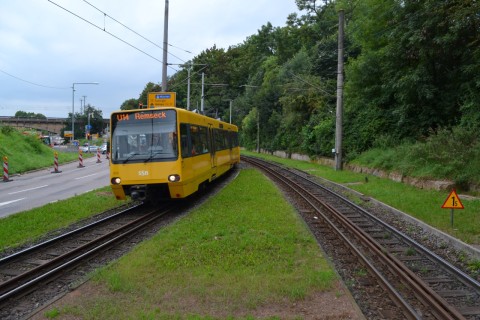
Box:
[0,69,68,90]
[47,0,174,67]
[81,0,189,63]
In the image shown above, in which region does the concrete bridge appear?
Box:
[0,117,109,135]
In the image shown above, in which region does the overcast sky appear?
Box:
[0,0,299,118]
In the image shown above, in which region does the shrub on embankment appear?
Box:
[351,127,480,192]
[0,125,78,174]
[259,126,480,193]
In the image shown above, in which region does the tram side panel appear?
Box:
[171,115,214,198]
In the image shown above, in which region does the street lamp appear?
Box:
[72,82,99,142]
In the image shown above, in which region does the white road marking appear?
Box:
[75,173,98,180]
[0,198,26,207]
[8,185,49,195]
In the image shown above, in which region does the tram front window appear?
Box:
[111,110,178,163]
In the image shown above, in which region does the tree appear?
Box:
[344,0,480,156]
[64,105,104,139]
[120,98,139,110]
[138,82,162,107]
[14,111,47,119]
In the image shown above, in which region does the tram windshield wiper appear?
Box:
[122,152,141,163]
[144,152,166,163]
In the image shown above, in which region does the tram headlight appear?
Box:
[168,174,180,182]
[111,177,121,185]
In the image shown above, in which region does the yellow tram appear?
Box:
[109,92,240,202]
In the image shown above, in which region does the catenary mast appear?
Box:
[162,0,169,91]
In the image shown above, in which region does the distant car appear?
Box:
[100,143,108,154]
[79,143,89,152]
[79,143,99,153]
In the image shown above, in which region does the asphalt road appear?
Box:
[0,155,110,218]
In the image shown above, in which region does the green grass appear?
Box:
[0,126,81,174]
[351,127,480,186]
[242,151,480,245]
[0,187,127,252]
[47,169,336,319]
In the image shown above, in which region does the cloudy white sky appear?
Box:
[0,0,300,118]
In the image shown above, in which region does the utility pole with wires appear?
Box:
[334,10,345,171]
[173,63,208,110]
[161,0,169,91]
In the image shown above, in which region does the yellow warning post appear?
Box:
[441,189,464,228]
[441,189,464,209]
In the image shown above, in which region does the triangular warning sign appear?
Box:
[441,189,464,209]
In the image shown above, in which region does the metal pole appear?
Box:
[229,100,232,123]
[334,10,345,171]
[71,82,99,143]
[201,72,205,113]
[187,66,191,110]
[451,208,454,228]
[72,84,75,142]
[87,113,92,140]
[161,0,169,91]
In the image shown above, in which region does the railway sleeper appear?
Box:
[458,306,480,316]
[436,290,478,298]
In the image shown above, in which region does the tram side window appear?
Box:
[180,123,191,158]
[189,125,209,156]
[190,125,200,155]
[231,131,239,148]
[198,126,209,154]
[214,129,227,151]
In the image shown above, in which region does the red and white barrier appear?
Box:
[96,149,102,163]
[78,150,85,168]
[3,156,11,182]
[51,152,62,173]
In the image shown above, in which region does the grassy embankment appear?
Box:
[0,126,82,174]
[351,127,480,188]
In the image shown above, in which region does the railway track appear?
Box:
[242,155,480,319]
[0,203,175,319]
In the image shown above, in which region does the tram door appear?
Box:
[209,125,217,171]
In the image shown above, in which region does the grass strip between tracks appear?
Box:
[44,168,336,319]
[0,187,126,252]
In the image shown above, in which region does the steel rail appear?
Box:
[243,156,421,319]
[0,203,143,264]
[293,169,480,292]
[0,206,172,302]
[243,156,467,320]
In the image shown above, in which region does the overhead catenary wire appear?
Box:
[0,69,69,90]
[47,0,182,71]
[81,0,189,63]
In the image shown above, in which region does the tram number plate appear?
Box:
[138,170,149,176]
